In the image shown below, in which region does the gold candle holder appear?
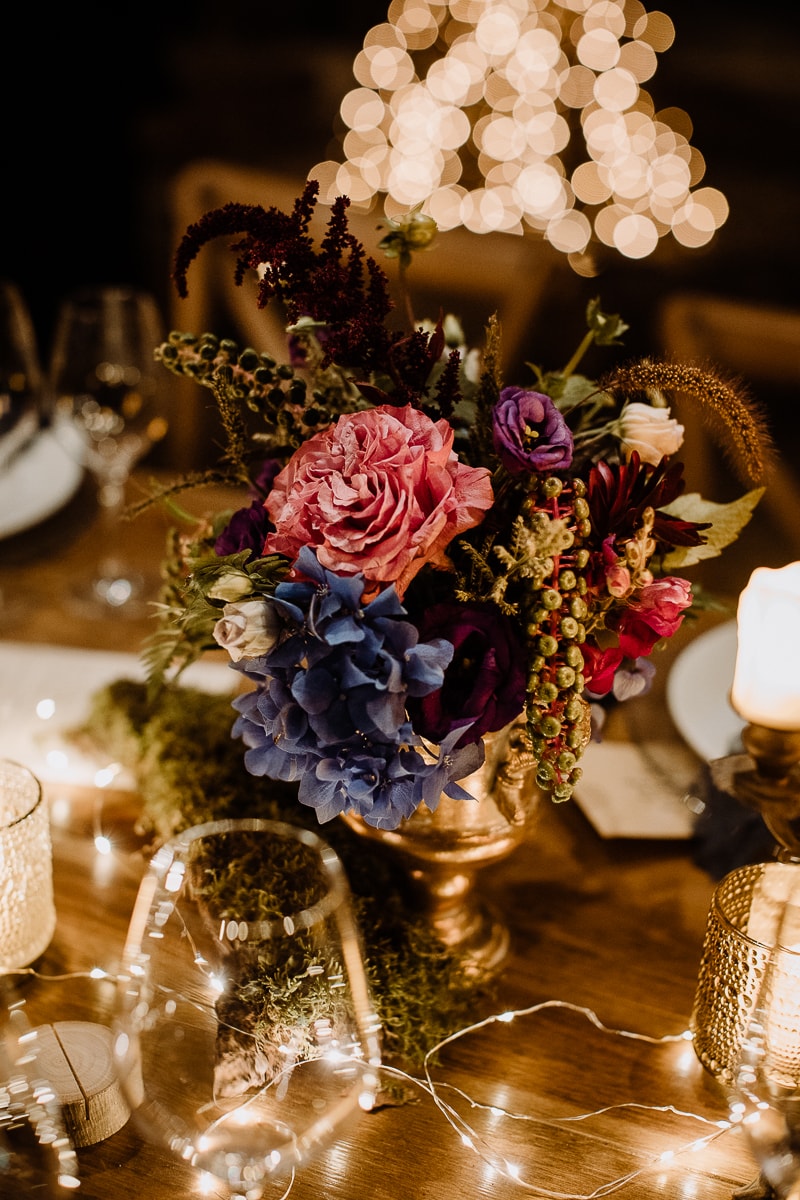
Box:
[0,759,56,972]
[710,724,800,861]
[692,863,779,1084]
[719,562,800,858]
[690,859,800,1084]
[693,565,800,1106]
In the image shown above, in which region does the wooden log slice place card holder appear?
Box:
[31,1021,130,1147]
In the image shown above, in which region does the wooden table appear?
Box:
[1,470,762,1199]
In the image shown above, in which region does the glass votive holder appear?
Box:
[0,759,56,972]
[691,861,800,1086]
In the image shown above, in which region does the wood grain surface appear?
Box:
[0,472,763,1199]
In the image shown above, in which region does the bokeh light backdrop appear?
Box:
[310,0,728,269]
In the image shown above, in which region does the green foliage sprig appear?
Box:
[142,539,290,693]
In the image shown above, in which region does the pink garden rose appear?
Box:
[263,404,493,599]
[617,576,693,658]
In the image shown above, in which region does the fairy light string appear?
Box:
[416,1000,733,1197]
[2,794,747,1196]
[10,785,753,1195]
[4,949,743,1199]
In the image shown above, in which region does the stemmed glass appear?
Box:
[730,864,800,1199]
[112,819,382,1199]
[49,285,168,615]
[0,281,44,623]
[0,280,42,471]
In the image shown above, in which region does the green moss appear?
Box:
[79,680,492,1066]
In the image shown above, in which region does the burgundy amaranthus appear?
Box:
[173,180,466,415]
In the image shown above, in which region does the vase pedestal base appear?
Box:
[407,863,511,979]
[341,720,543,980]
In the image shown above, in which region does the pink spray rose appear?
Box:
[263,404,493,599]
[617,576,693,658]
[600,535,633,599]
[580,642,624,695]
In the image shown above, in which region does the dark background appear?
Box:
[3,1,799,393]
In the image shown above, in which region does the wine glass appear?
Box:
[48,285,168,615]
[0,280,42,471]
[0,281,44,623]
[730,863,800,1199]
[112,819,382,1199]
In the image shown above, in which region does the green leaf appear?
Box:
[551,373,607,410]
[662,488,765,569]
[586,298,629,346]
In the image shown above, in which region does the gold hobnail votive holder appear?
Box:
[691,861,800,1086]
[0,759,56,972]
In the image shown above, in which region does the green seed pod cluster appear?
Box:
[155,331,335,446]
[521,475,592,802]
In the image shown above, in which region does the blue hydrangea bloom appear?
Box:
[300,742,428,828]
[231,547,481,829]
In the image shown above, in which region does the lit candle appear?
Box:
[731,562,800,729]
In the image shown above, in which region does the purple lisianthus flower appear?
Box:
[405,601,527,746]
[492,386,573,475]
[252,458,282,496]
[214,458,281,556]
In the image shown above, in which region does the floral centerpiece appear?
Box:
[146,179,768,834]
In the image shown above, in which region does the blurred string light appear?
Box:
[3,972,739,1197]
[310,0,728,270]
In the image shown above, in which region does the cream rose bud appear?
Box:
[213,599,282,661]
[208,570,254,603]
[618,402,685,465]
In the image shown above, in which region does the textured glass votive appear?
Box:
[691,862,800,1085]
[0,759,56,972]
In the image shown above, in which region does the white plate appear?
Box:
[666,621,745,761]
[0,425,84,539]
[0,642,236,788]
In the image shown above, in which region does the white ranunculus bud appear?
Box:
[208,570,254,603]
[617,401,684,466]
[213,599,282,661]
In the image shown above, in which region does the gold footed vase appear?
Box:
[341,719,542,978]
